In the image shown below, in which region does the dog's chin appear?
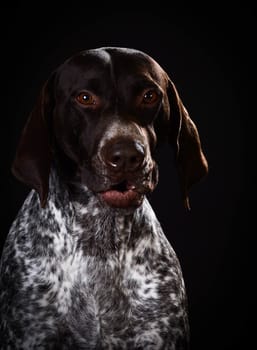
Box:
[99,189,144,209]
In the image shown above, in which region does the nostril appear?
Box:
[130,156,138,164]
[108,153,123,168]
[129,154,143,168]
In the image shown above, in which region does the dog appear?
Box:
[0,47,208,349]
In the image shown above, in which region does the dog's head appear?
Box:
[12,47,208,210]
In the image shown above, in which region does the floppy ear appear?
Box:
[12,74,56,208]
[168,80,208,210]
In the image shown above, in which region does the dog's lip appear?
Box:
[99,181,144,208]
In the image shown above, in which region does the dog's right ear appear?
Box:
[167,79,208,210]
[12,73,56,208]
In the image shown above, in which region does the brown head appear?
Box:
[12,47,208,210]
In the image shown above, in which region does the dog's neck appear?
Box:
[46,167,155,257]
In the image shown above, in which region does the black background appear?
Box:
[1,4,255,350]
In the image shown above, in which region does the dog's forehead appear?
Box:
[59,47,166,83]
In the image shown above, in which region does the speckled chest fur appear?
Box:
[1,170,188,349]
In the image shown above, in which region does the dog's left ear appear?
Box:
[167,79,208,209]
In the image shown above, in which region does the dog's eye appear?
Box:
[142,90,159,105]
[76,92,96,106]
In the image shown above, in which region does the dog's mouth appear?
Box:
[99,180,144,208]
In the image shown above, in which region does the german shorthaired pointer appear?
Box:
[0,47,208,349]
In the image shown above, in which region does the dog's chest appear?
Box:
[48,214,162,317]
[8,193,170,314]
[1,193,188,348]
[48,216,176,348]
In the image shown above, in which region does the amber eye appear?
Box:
[76,92,96,106]
[142,89,159,105]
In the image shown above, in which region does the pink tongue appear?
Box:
[100,189,142,208]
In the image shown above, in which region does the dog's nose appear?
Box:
[102,140,145,172]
